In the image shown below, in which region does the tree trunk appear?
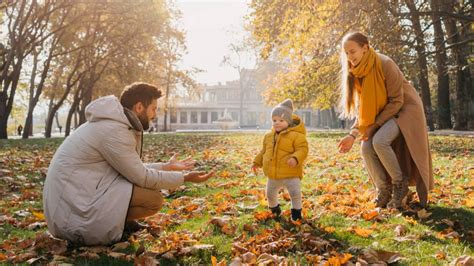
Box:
[65,88,82,137]
[238,69,244,127]
[163,82,170,131]
[405,0,435,131]
[431,0,452,129]
[0,59,23,139]
[443,0,471,130]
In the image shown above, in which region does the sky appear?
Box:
[176,0,252,85]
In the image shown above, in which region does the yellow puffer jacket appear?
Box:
[253,114,309,179]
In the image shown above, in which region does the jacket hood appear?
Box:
[272,114,306,135]
[85,95,131,128]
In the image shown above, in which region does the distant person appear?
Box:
[43,82,214,245]
[337,32,433,209]
[252,99,309,222]
[17,124,23,136]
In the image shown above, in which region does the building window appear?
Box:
[231,112,238,121]
[191,112,198,123]
[246,112,257,125]
[303,111,311,126]
[211,112,218,122]
[201,112,208,123]
[180,111,187,124]
[258,112,266,125]
[170,109,177,124]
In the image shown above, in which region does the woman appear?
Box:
[337,32,433,209]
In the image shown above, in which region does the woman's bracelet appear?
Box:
[348,133,357,140]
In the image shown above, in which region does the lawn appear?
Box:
[0,132,473,265]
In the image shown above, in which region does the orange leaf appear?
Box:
[184,204,199,212]
[349,227,373,238]
[254,211,272,221]
[435,250,446,260]
[324,226,336,233]
[340,253,353,264]
[219,170,231,178]
[362,210,379,221]
[211,256,217,266]
[326,253,352,266]
[465,197,474,208]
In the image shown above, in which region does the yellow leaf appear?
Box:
[465,197,474,208]
[404,216,418,225]
[32,211,45,221]
[349,226,373,238]
[324,226,336,233]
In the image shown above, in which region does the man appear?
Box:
[43,82,213,245]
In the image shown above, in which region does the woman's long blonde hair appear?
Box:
[338,32,369,119]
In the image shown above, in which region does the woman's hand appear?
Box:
[360,124,379,141]
[164,153,195,171]
[338,135,355,153]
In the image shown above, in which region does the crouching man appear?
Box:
[43,82,213,245]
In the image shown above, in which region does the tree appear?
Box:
[222,35,258,127]
[247,0,405,122]
[442,0,473,130]
[404,0,435,131]
[430,0,452,129]
[22,4,72,139]
[0,0,66,139]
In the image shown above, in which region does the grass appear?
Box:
[0,132,473,265]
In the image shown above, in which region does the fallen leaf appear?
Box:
[348,226,373,238]
[326,253,353,265]
[361,249,403,264]
[112,241,130,252]
[324,226,336,233]
[254,211,272,221]
[404,216,418,225]
[241,252,257,264]
[417,209,432,219]
[108,252,127,259]
[32,211,45,221]
[362,210,379,221]
[394,225,407,236]
[464,198,474,208]
[450,255,474,266]
[435,250,446,260]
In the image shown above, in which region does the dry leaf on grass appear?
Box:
[360,248,403,264]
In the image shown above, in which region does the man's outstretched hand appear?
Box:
[183,171,214,183]
[164,153,196,171]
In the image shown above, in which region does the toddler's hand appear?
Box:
[287,157,297,168]
[251,165,259,174]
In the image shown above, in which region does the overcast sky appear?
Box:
[176,0,252,85]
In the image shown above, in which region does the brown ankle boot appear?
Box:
[374,187,392,208]
[387,181,409,209]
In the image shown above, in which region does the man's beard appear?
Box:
[137,111,150,130]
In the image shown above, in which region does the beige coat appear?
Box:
[355,53,434,206]
[43,96,184,245]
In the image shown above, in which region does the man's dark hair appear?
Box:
[120,82,162,109]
